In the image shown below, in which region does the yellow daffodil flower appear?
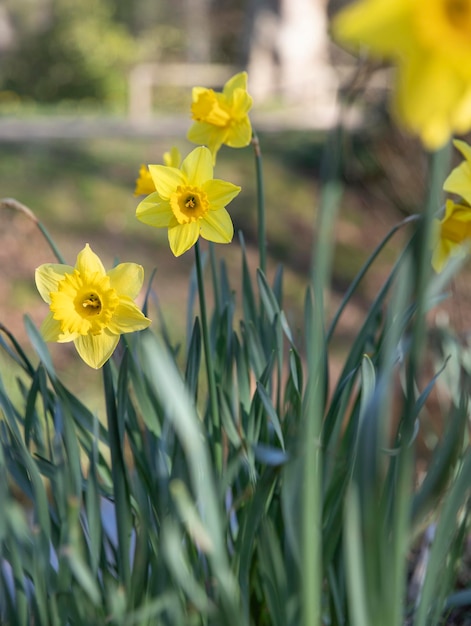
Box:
[332,0,471,149]
[35,244,151,369]
[136,146,241,257]
[187,71,253,162]
[134,147,182,196]
[432,199,471,272]
[443,139,471,204]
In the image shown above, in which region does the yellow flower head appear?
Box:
[432,199,471,272]
[332,0,471,149]
[134,147,182,196]
[187,71,253,162]
[136,146,241,257]
[35,244,151,369]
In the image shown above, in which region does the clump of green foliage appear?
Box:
[1,124,470,626]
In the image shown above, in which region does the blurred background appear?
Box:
[0,0,341,114]
[0,0,447,404]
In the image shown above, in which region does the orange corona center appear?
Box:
[445,0,471,29]
[170,185,209,224]
[78,292,102,317]
[415,0,471,52]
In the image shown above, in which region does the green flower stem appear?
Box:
[1,197,65,263]
[302,124,343,626]
[102,360,131,590]
[303,183,342,626]
[209,242,221,315]
[36,221,66,264]
[194,241,221,468]
[252,132,266,274]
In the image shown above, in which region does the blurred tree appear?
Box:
[184,0,211,62]
[0,0,133,107]
[0,0,337,111]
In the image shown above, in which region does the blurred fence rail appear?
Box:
[128,62,239,122]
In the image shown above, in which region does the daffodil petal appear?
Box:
[187,121,210,144]
[107,298,151,334]
[35,264,74,303]
[443,141,471,205]
[200,208,234,244]
[204,179,241,210]
[41,312,62,342]
[76,243,106,276]
[148,164,185,200]
[432,239,466,273]
[223,71,248,97]
[187,122,221,145]
[136,193,174,228]
[444,162,471,205]
[163,146,181,168]
[74,332,120,369]
[453,140,471,164]
[168,221,200,257]
[226,116,252,148]
[432,200,471,272]
[181,146,213,186]
[431,241,450,273]
[187,122,226,162]
[107,263,144,300]
[393,53,462,149]
[443,202,471,226]
[230,87,253,117]
[332,0,413,58]
[40,312,79,343]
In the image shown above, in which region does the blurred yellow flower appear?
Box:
[187,71,253,161]
[163,146,182,168]
[432,199,471,272]
[134,165,155,197]
[35,244,151,369]
[332,0,471,149]
[136,146,240,257]
[134,147,182,196]
[443,139,471,203]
